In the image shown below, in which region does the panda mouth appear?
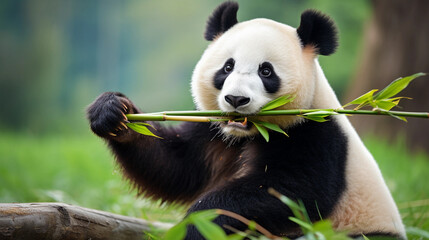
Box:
[225,117,251,130]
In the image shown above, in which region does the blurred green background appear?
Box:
[1,0,428,237]
[0,0,370,134]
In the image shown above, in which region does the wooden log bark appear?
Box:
[0,202,173,240]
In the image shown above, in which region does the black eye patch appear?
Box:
[259,62,280,94]
[214,58,234,90]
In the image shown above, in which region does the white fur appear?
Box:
[191,18,405,238]
[192,19,315,136]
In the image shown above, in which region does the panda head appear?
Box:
[191,1,338,138]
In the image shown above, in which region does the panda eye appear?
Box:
[259,62,274,78]
[223,58,235,74]
[260,68,272,77]
[224,63,234,73]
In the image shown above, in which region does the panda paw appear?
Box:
[87,92,136,139]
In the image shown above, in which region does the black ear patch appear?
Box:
[297,10,338,56]
[204,1,239,41]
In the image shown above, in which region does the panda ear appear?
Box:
[204,1,239,41]
[297,10,338,56]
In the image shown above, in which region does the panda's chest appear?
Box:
[205,140,259,185]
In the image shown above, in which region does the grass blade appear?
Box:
[268,188,303,218]
[289,217,313,231]
[406,226,429,239]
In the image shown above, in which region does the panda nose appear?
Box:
[224,95,250,108]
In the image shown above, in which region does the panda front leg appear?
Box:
[184,177,300,239]
[87,92,213,203]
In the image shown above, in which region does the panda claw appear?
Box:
[122,103,128,110]
[108,132,117,137]
[120,122,128,129]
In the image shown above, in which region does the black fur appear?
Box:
[205,1,239,41]
[185,118,348,239]
[297,10,338,56]
[214,58,235,90]
[87,94,349,238]
[86,3,395,239]
[259,62,281,94]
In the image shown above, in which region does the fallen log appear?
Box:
[0,202,173,240]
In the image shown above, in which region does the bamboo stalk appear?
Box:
[163,115,232,122]
[126,113,233,122]
[126,109,429,122]
[336,109,429,118]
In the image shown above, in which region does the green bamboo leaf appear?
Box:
[255,121,289,137]
[252,122,270,142]
[189,209,219,222]
[368,100,378,109]
[374,99,398,111]
[375,96,412,111]
[261,95,296,111]
[343,89,378,108]
[353,102,370,111]
[191,219,227,240]
[299,115,329,123]
[374,72,426,100]
[185,210,226,240]
[129,121,153,127]
[387,112,408,122]
[300,110,336,122]
[388,96,412,102]
[164,221,188,240]
[126,122,163,139]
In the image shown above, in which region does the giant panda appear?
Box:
[87,2,406,239]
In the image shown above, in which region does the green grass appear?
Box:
[0,132,428,238]
[363,136,429,237]
[0,131,185,223]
